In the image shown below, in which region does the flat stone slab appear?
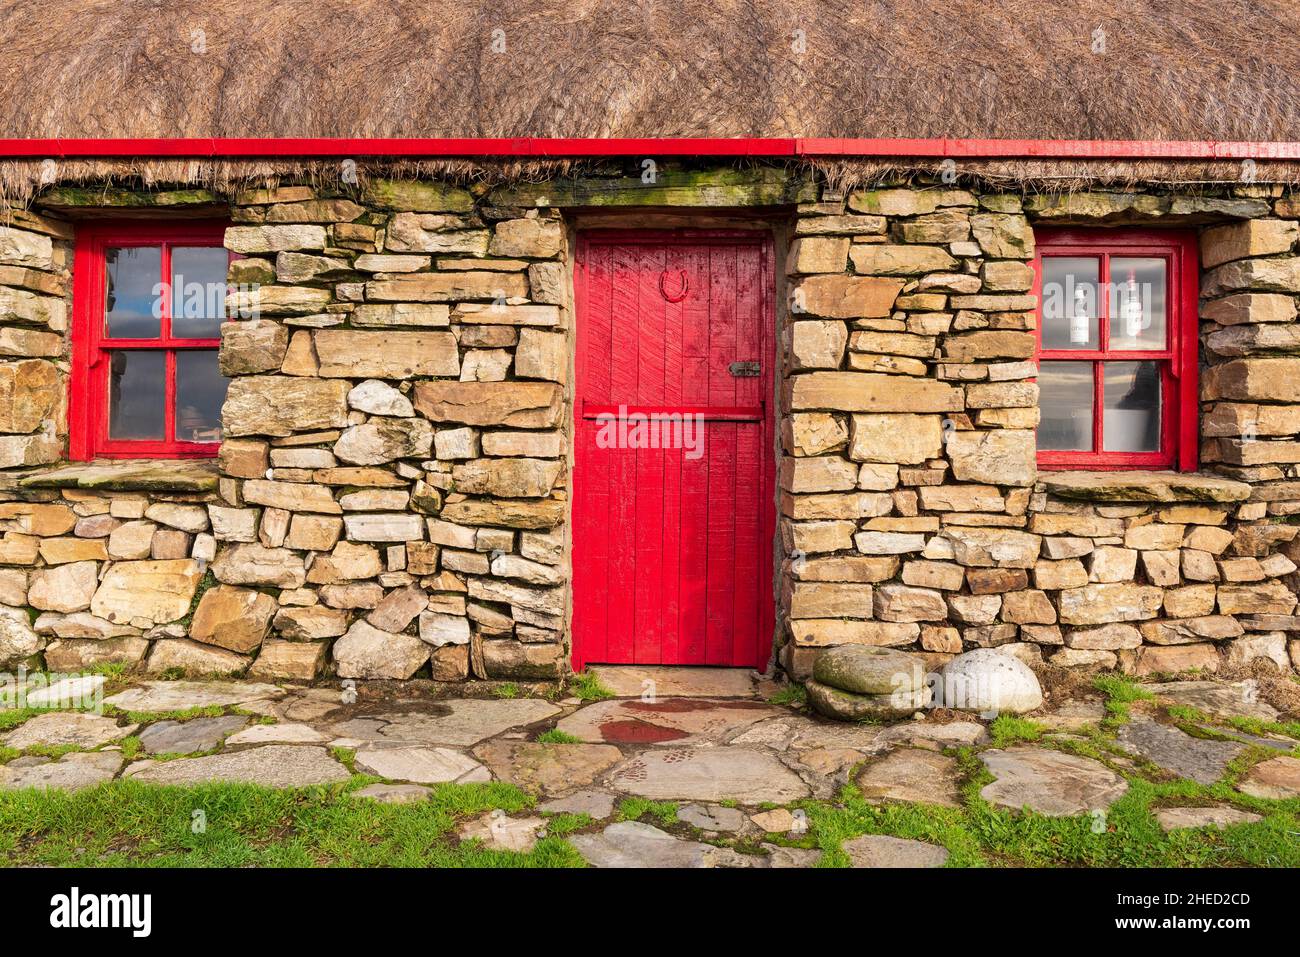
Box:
[979,747,1129,816]
[677,803,747,831]
[538,789,617,819]
[1237,755,1300,800]
[1155,806,1263,831]
[856,749,962,807]
[876,720,989,748]
[105,680,283,712]
[1,711,136,750]
[843,834,949,868]
[608,747,811,803]
[225,722,328,745]
[1035,701,1107,732]
[1117,719,1244,785]
[728,715,886,753]
[458,812,546,852]
[470,740,622,795]
[589,665,756,699]
[0,751,123,791]
[328,698,561,747]
[350,783,432,804]
[1040,470,1250,504]
[126,744,350,787]
[353,746,490,784]
[568,821,755,868]
[138,715,248,755]
[22,675,105,708]
[1150,681,1279,722]
[763,843,821,868]
[751,808,810,835]
[555,698,779,745]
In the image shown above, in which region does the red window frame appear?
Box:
[1032,228,1199,471]
[69,220,230,460]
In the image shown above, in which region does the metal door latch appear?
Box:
[729,361,760,377]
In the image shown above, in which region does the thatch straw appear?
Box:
[2,0,1299,200]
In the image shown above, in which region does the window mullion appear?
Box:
[1093,360,1104,454]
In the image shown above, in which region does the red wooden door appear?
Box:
[572,231,775,669]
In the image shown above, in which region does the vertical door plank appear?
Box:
[677,244,710,664]
[705,245,738,664]
[633,245,666,663]
[605,242,640,664]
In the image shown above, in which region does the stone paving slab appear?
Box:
[537,789,617,819]
[126,744,350,787]
[1155,806,1263,831]
[677,803,747,831]
[105,680,284,713]
[353,746,490,784]
[843,834,949,868]
[1,711,136,750]
[138,715,248,755]
[979,747,1129,817]
[555,697,779,745]
[225,722,329,745]
[21,675,105,708]
[458,811,546,852]
[351,783,433,804]
[1150,681,1279,722]
[569,821,758,868]
[608,746,811,802]
[328,698,561,747]
[0,751,123,791]
[471,740,622,795]
[1116,719,1244,785]
[1237,755,1300,800]
[856,748,962,807]
[588,666,757,699]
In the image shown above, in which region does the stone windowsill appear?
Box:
[1039,470,1251,504]
[12,460,220,493]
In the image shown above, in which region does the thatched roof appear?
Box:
[2,0,1299,199]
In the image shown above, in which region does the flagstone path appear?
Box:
[0,669,1296,867]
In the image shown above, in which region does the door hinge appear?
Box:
[729,361,760,377]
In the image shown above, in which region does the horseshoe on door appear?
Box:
[659,269,689,303]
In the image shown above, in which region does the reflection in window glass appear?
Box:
[1041,257,1100,350]
[175,350,226,443]
[105,247,162,338]
[171,247,228,338]
[1104,361,1161,452]
[108,350,165,440]
[1109,258,1166,350]
[1037,361,1094,451]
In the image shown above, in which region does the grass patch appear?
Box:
[1093,674,1155,729]
[567,671,616,702]
[0,778,585,868]
[616,798,678,828]
[988,716,1048,748]
[535,729,582,744]
[111,704,226,725]
[492,683,520,700]
[768,684,807,707]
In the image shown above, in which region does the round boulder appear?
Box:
[813,645,926,695]
[939,648,1043,715]
[806,679,930,722]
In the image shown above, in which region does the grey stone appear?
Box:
[329,699,562,747]
[588,665,756,699]
[843,834,949,868]
[855,748,962,807]
[676,803,748,832]
[458,812,546,852]
[353,746,490,784]
[1151,681,1279,721]
[568,821,755,868]
[104,680,283,713]
[350,782,432,804]
[609,747,810,802]
[1,711,136,750]
[813,645,927,695]
[537,789,617,819]
[762,843,822,868]
[1116,719,1244,785]
[138,715,248,755]
[224,722,328,745]
[0,751,123,791]
[21,675,105,709]
[126,745,350,787]
[805,679,929,721]
[979,746,1129,816]
[1154,806,1262,831]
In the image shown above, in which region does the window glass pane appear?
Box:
[104,246,162,338]
[1038,361,1094,451]
[1041,257,1099,350]
[171,246,228,338]
[175,350,225,443]
[1109,258,1167,350]
[1103,360,1162,452]
[107,350,165,440]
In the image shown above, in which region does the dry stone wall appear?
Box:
[0,168,1299,684]
[780,185,1300,681]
